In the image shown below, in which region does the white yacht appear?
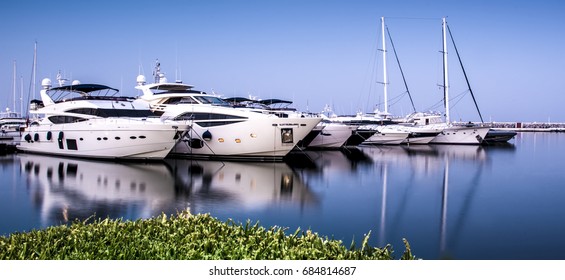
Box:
[408,112,489,145]
[360,124,410,145]
[306,119,358,149]
[399,125,442,144]
[0,108,26,143]
[421,18,489,145]
[223,97,323,149]
[135,62,322,161]
[18,77,190,160]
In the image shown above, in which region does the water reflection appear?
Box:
[164,158,318,213]
[18,153,318,229]
[357,143,516,259]
[9,141,528,259]
[19,154,177,226]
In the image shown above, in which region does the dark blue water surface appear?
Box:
[1,132,564,260]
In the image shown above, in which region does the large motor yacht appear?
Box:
[18,77,189,160]
[135,62,321,161]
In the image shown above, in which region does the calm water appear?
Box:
[1,132,564,260]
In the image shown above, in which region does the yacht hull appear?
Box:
[362,125,409,145]
[307,123,357,149]
[429,126,490,144]
[363,132,409,145]
[402,133,440,144]
[18,119,188,160]
[169,117,321,161]
[343,128,377,146]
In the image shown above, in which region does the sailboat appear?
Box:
[426,18,490,145]
[365,17,442,145]
[1,61,27,143]
[442,21,516,144]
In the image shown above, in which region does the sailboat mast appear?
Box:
[446,24,485,123]
[386,26,417,112]
[13,60,17,112]
[442,17,450,124]
[20,76,24,115]
[32,42,37,100]
[381,17,388,114]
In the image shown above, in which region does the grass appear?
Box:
[0,210,416,260]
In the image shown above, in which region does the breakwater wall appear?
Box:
[455,122,565,132]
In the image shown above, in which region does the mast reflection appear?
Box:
[358,143,516,259]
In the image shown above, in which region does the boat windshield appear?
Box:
[193,96,231,106]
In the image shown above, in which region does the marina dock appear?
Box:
[457,122,565,133]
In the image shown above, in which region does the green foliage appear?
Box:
[0,211,416,260]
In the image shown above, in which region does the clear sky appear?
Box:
[1,0,564,122]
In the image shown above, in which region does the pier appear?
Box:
[455,122,565,133]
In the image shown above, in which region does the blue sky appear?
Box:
[1,0,564,122]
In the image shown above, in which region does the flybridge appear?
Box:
[47,84,123,102]
[40,79,132,104]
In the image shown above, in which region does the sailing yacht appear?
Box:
[18,76,190,160]
[1,61,27,143]
[427,18,490,144]
[135,61,322,161]
[363,17,441,145]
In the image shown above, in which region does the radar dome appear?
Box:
[136,74,146,85]
[72,80,81,85]
[41,78,52,89]
[158,73,167,83]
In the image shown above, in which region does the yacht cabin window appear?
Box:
[174,112,248,121]
[48,116,88,124]
[66,108,155,118]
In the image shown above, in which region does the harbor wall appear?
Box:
[455,122,565,132]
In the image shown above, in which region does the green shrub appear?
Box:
[0,211,415,260]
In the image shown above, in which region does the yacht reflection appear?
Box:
[19,153,176,226]
[165,159,318,211]
[20,154,319,228]
[286,148,373,173]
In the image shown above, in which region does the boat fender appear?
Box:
[24,134,32,143]
[46,131,52,141]
[202,130,212,141]
[188,138,204,149]
[57,131,64,149]
[33,133,39,142]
